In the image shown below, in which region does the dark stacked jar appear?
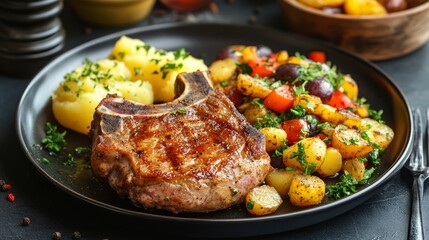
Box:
[0,0,64,78]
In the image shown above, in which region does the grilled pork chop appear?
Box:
[90,71,271,213]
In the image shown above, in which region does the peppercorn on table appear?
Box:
[0,1,428,239]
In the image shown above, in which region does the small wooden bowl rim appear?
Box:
[282,0,429,20]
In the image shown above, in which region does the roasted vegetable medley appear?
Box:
[209,45,394,215]
[297,0,425,15]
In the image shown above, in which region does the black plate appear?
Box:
[16,23,413,238]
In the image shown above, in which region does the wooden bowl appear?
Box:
[70,0,155,27]
[278,0,429,60]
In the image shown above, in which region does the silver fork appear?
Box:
[406,107,429,240]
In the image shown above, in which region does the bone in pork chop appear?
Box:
[90,71,271,213]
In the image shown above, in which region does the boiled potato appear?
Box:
[265,168,301,198]
[344,0,387,15]
[245,185,283,215]
[259,127,287,152]
[236,74,272,98]
[52,59,153,135]
[283,137,327,174]
[53,35,208,134]
[209,58,237,83]
[110,35,152,60]
[317,147,343,177]
[331,124,373,159]
[120,41,207,103]
[342,158,366,182]
[289,174,326,207]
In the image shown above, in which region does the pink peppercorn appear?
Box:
[7,193,15,202]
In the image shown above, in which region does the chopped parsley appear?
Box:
[286,105,306,119]
[272,140,288,157]
[64,153,75,167]
[42,122,66,153]
[254,112,282,129]
[246,200,255,209]
[326,171,358,199]
[236,63,252,75]
[289,142,316,175]
[173,48,190,60]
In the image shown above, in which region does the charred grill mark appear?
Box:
[100,115,120,133]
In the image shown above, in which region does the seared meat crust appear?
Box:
[90,71,271,213]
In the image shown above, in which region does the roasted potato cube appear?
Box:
[259,127,287,152]
[236,74,272,98]
[209,58,237,83]
[289,174,326,207]
[265,168,301,198]
[359,118,394,150]
[317,147,343,177]
[276,50,289,63]
[331,124,373,159]
[283,137,327,174]
[313,103,362,128]
[342,158,366,182]
[344,0,387,15]
[241,46,257,63]
[341,75,358,101]
[239,102,270,125]
[293,94,322,112]
[245,185,283,215]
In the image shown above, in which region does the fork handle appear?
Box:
[409,175,425,240]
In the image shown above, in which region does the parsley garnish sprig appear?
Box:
[326,171,358,199]
[42,122,66,153]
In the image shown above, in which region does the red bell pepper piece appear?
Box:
[263,84,295,113]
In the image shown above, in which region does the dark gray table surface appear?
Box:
[0,1,427,239]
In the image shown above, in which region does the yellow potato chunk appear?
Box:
[293,94,322,112]
[52,59,153,135]
[209,58,237,83]
[317,147,343,177]
[359,118,394,150]
[265,168,301,198]
[342,158,366,182]
[236,74,272,98]
[344,0,387,15]
[53,35,208,134]
[313,103,362,128]
[341,75,358,101]
[122,48,207,103]
[259,127,287,152]
[331,124,373,159]
[289,174,326,207]
[245,185,283,216]
[283,137,327,174]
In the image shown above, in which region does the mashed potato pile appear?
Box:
[52,36,208,135]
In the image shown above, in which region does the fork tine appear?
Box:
[409,108,423,170]
[409,108,418,163]
[426,108,429,167]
